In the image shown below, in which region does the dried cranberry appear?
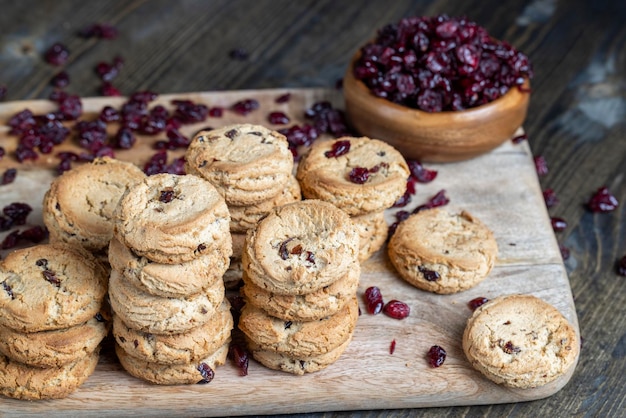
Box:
[19,225,47,243]
[1,230,20,249]
[1,168,17,185]
[99,106,120,123]
[543,188,559,208]
[50,92,82,120]
[75,119,107,152]
[427,345,446,367]
[534,155,548,176]
[407,160,437,183]
[551,217,567,232]
[42,269,61,287]
[325,140,351,158]
[278,237,294,260]
[349,167,370,184]
[44,42,69,66]
[78,23,118,39]
[511,133,528,144]
[364,286,384,315]
[172,99,208,124]
[4,203,32,225]
[51,71,70,88]
[100,82,121,97]
[95,61,119,82]
[196,363,214,384]
[231,99,259,116]
[587,186,619,213]
[559,244,570,260]
[418,265,440,281]
[468,296,489,311]
[502,340,521,354]
[143,150,168,175]
[383,300,410,319]
[228,344,249,376]
[159,189,175,203]
[2,281,14,299]
[414,189,449,212]
[267,111,290,125]
[229,48,249,60]
[132,91,158,103]
[389,339,396,355]
[208,107,223,117]
[275,93,291,103]
[8,109,36,135]
[617,255,626,276]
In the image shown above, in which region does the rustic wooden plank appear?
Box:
[0,88,577,416]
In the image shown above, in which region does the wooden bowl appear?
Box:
[343,55,530,162]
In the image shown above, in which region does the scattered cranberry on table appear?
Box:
[427,345,447,368]
[44,42,69,66]
[383,300,411,319]
[468,296,489,311]
[587,186,619,213]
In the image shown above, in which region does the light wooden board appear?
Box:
[0,88,578,417]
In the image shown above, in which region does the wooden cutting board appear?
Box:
[0,88,578,417]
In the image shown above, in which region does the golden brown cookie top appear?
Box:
[43,157,145,252]
[243,199,359,295]
[0,243,108,332]
[462,294,580,388]
[296,136,409,215]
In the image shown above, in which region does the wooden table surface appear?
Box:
[0,1,624,417]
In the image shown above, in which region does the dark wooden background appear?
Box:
[1,0,624,416]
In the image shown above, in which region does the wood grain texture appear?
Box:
[0,0,624,417]
[0,89,577,416]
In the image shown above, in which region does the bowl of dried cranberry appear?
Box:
[344,15,532,162]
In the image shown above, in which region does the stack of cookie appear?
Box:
[108,173,234,385]
[239,200,360,375]
[0,243,109,400]
[185,123,301,289]
[42,157,146,262]
[296,136,410,262]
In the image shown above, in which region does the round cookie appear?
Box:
[388,208,498,294]
[238,295,359,357]
[0,350,99,400]
[243,200,359,295]
[296,137,409,216]
[114,173,232,264]
[185,124,294,206]
[247,334,353,375]
[108,269,225,335]
[115,342,229,385]
[241,261,360,321]
[228,175,301,233]
[0,315,108,368]
[462,294,580,388]
[352,210,388,262]
[108,237,229,298]
[113,300,233,365]
[0,243,108,332]
[43,157,145,252]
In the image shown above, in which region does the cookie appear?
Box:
[108,237,229,298]
[0,315,108,368]
[185,124,294,206]
[113,299,232,365]
[228,175,301,233]
[388,208,498,294]
[243,200,359,295]
[108,268,225,335]
[247,334,352,375]
[0,350,99,400]
[43,157,145,252]
[114,173,232,264]
[115,342,229,385]
[296,137,409,216]
[462,294,580,388]
[0,243,108,332]
[352,210,388,262]
[241,261,360,321]
[238,295,359,357]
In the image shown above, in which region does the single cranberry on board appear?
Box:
[586,186,619,213]
[468,296,489,311]
[364,286,384,315]
[383,300,410,319]
[427,345,447,367]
